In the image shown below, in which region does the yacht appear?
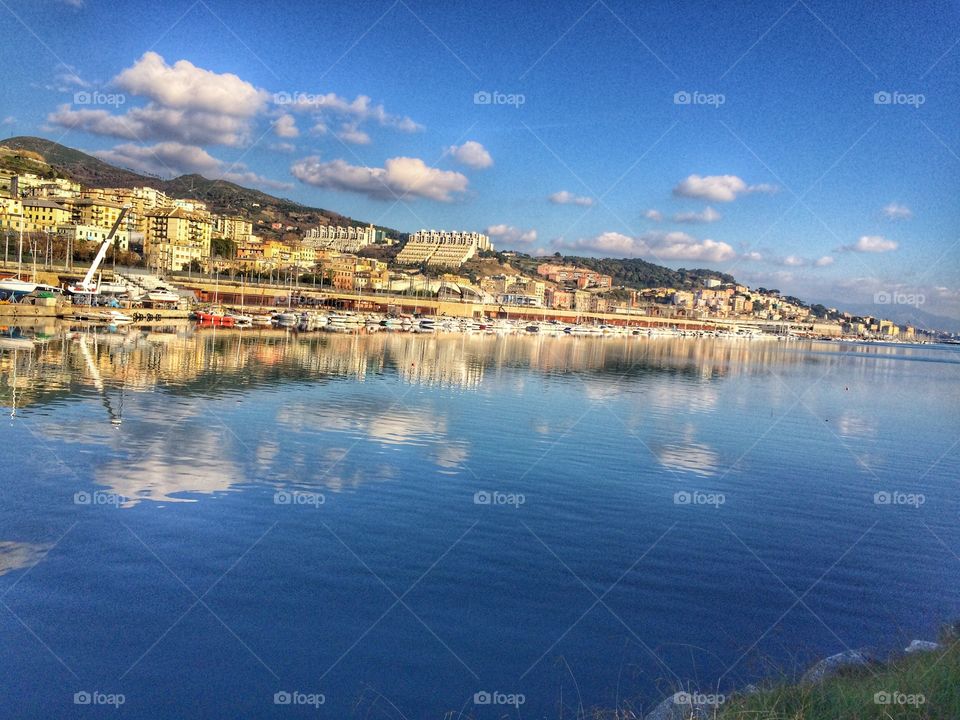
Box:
[145,286,180,304]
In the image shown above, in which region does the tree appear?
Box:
[210,237,237,258]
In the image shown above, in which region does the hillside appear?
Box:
[506,252,735,290]
[0,136,400,239]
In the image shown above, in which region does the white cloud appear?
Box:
[279,91,423,134]
[882,202,912,220]
[1,116,14,126]
[115,52,268,117]
[48,103,255,147]
[269,142,296,153]
[644,209,663,222]
[94,142,291,190]
[742,251,763,261]
[95,141,222,176]
[45,63,89,91]
[673,174,778,202]
[48,53,275,148]
[782,254,805,266]
[337,122,371,145]
[58,0,84,6]
[673,206,722,224]
[273,114,299,138]
[486,224,537,245]
[549,190,594,207]
[291,155,468,202]
[839,235,899,253]
[446,141,493,169]
[814,255,834,267]
[563,230,736,262]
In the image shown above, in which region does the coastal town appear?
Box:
[0,155,939,341]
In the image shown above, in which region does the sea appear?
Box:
[1,323,957,718]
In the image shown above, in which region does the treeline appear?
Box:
[509,253,735,290]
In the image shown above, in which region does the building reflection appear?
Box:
[0,322,859,417]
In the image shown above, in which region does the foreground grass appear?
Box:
[718,637,960,720]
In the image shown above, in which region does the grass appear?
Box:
[718,631,960,720]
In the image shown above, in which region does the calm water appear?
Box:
[1,324,958,718]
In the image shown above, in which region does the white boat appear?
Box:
[98,310,134,325]
[273,311,299,327]
[0,277,38,297]
[145,286,180,303]
[226,313,253,327]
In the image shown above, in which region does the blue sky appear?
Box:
[1,0,958,321]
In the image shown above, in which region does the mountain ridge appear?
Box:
[0,136,399,238]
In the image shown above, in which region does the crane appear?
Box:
[68,207,130,295]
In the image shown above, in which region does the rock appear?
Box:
[801,649,877,684]
[904,640,940,654]
[644,691,723,720]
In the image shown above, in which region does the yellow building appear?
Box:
[214,216,254,243]
[71,198,125,230]
[83,186,171,236]
[0,196,23,232]
[21,197,71,232]
[145,207,212,272]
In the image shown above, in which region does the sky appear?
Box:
[1,0,958,322]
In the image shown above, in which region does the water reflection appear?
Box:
[3,321,925,414]
[1,322,955,504]
[0,540,51,577]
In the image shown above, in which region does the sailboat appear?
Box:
[0,276,38,298]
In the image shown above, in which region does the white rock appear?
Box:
[904,640,940,654]
[801,649,876,683]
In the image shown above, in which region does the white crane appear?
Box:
[68,207,130,295]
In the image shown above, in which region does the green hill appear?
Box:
[505,252,735,290]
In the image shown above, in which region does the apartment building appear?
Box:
[214,216,254,243]
[396,230,493,268]
[144,207,212,272]
[21,197,71,232]
[57,223,131,252]
[0,196,23,232]
[304,224,382,253]
[536,263,612,289]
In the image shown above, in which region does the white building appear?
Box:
[304,224,384,253]
[57,223,141,252]
[396,230,493,268]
